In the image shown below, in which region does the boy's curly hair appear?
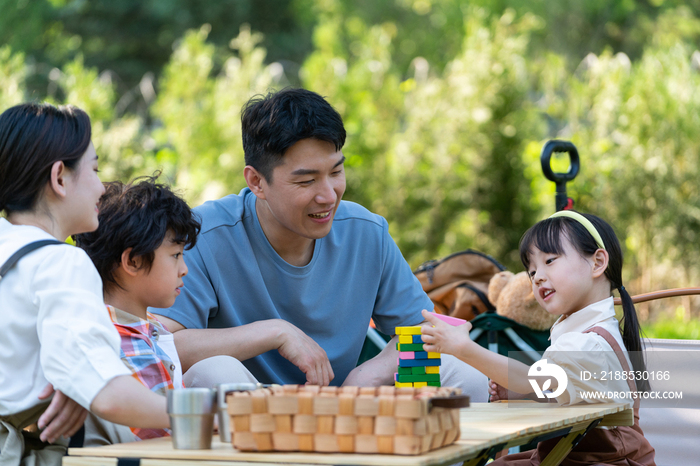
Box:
[74,174,201,292]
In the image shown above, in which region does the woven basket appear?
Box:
[226,384,467,455]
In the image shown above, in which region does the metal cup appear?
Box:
[214,383,261,442]
[167,388,217,449]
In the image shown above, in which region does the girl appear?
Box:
[421,210,655,465]
[0,103,169,465]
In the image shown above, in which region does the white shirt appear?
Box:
[157,333,183,389]
[543,297,634,405]
[0,219,130,415]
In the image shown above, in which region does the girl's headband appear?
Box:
[548,211,606,250]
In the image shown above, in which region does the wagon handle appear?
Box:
[541,140,580,212]
[613,287,700,305]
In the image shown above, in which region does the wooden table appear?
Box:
[63,402,633,466]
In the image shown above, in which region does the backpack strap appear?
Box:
[0,239,64,281]
[584,325,639,410]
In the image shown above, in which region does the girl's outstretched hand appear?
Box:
[420,309,473,358]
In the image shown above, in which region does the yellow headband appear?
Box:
[548,211,606,250]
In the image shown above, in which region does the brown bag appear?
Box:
[414,250,506,321]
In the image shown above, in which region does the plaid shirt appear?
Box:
[107,305,184,440]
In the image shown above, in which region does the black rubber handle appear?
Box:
[540,140,580,211]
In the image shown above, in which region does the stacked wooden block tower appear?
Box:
[395,325,441,388]
[226,385,463,455]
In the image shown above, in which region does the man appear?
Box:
[154,88,486,397]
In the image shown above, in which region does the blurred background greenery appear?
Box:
[1,0,699,335]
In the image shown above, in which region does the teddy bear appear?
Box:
[487,270,558,331]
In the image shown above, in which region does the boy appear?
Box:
[74,175,200,442]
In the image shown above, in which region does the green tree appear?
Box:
[0,46,26,111]
[151,25,286,203]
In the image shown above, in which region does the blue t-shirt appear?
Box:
[155,188,431,385]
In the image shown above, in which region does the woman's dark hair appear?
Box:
[519,212,649,391]
[0,102,91,214]
[73,174,201,293]
[241,88,346,182]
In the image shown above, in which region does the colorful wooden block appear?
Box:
[396,343,425,352]
[398,335,414,344]
[413,382,428,388]
[426,366,440,374]
[427,352,441,359]
[399,366,412,375]
[411,366,426,375]
[411,334,424,343]
[431,313,467,326]
[395,326,421,335]
[396,374,441,383]
[397,358,441,367]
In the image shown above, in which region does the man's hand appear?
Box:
[36,384,88,443]
[488,380,509,402]
[276,320,334,386]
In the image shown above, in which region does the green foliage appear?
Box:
[382,9,543,266]
[152,25,286,203]
[643,309,700,340]
[0,46,26,111]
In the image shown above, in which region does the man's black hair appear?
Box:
[241,88,346,182]
[74,174,201,292]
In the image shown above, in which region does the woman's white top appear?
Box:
[0,218,130,415]
[543,297,635,405]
